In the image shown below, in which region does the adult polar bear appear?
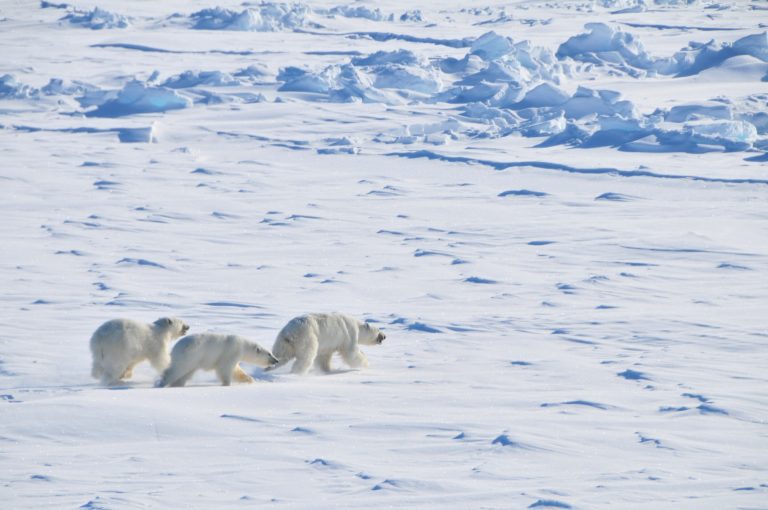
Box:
[90,317,189,385]
[269,313,385,375]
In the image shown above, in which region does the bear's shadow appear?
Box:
[249,370,278,382]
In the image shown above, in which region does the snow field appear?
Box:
[1,1,767,508]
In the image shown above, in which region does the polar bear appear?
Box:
[157,333,278,387]
[90,317,189,385]
[267,313,385,375]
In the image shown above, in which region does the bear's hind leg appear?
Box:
[314,352,333,373]
[290,334,318,375]
[159,368,196,387]
[120,361,139,380]
[99,361,129,385]
[158,360,195,387]
[91,360,103,380]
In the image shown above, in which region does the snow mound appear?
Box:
[352,49,420,67]
[683,120,758,151]
[190,3,311,31]
[234,64,272,80]
[161,70,240,88]
[673,31,768,77]
[85,80,192,117]
[61,7,129,29]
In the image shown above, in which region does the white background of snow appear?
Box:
[1,1,767,508]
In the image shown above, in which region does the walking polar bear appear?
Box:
[90,317,189,385]
[268,313,385,375]
[158,333,278,387]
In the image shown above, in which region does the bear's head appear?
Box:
[243,341,279,368]
[153,317,190,339]
[359,322,386,346]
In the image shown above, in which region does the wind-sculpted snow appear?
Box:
[388,149,768,185]
[3,2,768,508]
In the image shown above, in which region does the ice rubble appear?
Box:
[0,75,39,99]
[271,25,766,152]
[84,81,191,117]
[161,71,240,89]
[557,23,768,77]
[278,49,442,103]
[187,3,425,27]
[0,75,92,100]
[190,4,312,31]
[326,5,388,21]
[6,13,765,154]
[61,7,129,29]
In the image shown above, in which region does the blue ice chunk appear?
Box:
[86,81,191,117]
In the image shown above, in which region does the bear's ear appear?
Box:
[155,317,172,327]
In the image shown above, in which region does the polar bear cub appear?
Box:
[90,317,189,385]
[157,333,278,387]
[268,312,385,375]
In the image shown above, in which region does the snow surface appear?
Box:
[1,0,767,508]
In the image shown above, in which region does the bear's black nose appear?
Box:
[377,332,386,343]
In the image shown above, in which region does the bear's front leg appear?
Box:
[233,364,255,383]
[216,354,242,386]
[149,352,172,375]
[314,352,333,373]
[291,335,318,375]
[341,346,369,369]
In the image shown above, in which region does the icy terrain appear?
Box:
[1,0,767,508]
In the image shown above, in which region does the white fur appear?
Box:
[158,333,278,387]
[90,317,189,385]
[269,312,385,375]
